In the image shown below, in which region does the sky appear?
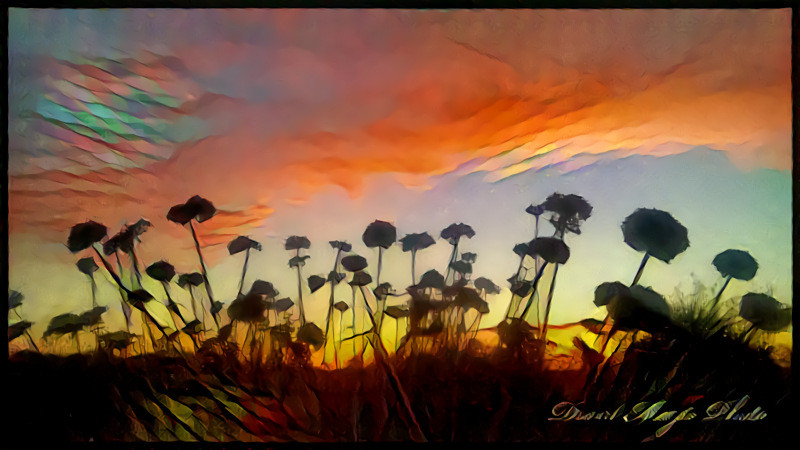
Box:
[7,9,792,343]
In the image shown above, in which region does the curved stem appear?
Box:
[631,253,650,286]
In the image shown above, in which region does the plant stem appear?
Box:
[238,247,250,297]
[377,247,383,287]
[189,221,217,322]
[359,286,427,442]
[296,249,305,325]
[519,261,550,321]
[631,253,650,286]
[710,276,732,310]
[539,263,561,343]
[411,249,417,286]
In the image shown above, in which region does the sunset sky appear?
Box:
[7,9,792,342]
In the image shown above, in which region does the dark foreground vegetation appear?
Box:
[6,325,791,443]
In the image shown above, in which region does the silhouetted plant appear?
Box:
[76,257,99,307]
[621,208,689,286]
[542,193,593,238]
[98,330,137,356]
[8,291,38,352]
[399,232,436,285]
[362,220,397,287]
[228,236,262,297]
[227,290,268,361]
[417,269,445,292]
[449,259,472,282]
[593,282,673,353]
[167,195,218,326]
[322,240,351,365]
[739,293,792,340]
[711,249,758,309]
[8,321,33,343]
[518,237,570,338]
[308,275,326,294]
[79,306,108,347]
[146,260,191,329]
[385,306,410,351]
[8,290,24,311]
[454,286,490,346]
[525,202,546,237]
[474,277,500,299]
[297,322,324,350]
[44,313,86,353]
[285,235,311,325]
[333,300,350,366]
[440,223,475,285]
[178,272,205,327]
[68,220,162,343]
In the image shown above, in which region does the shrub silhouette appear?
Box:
[621,208,689,286]
[228,236,262,297]
[8,291,38,352]
[399,232,436,285]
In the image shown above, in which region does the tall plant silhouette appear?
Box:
[621,208,689,286]
[440,223,475,286]
[167,195,218,326]
[710,249,758,309]
[519,237,571,342]
[322,240,351,364]
[399,232,436,285]
[228,236,262,297]
[76,257,99,308]
[341,254,369,357]
[68,220,170,350]
[285,235,311,325]
[362,220,397,287]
